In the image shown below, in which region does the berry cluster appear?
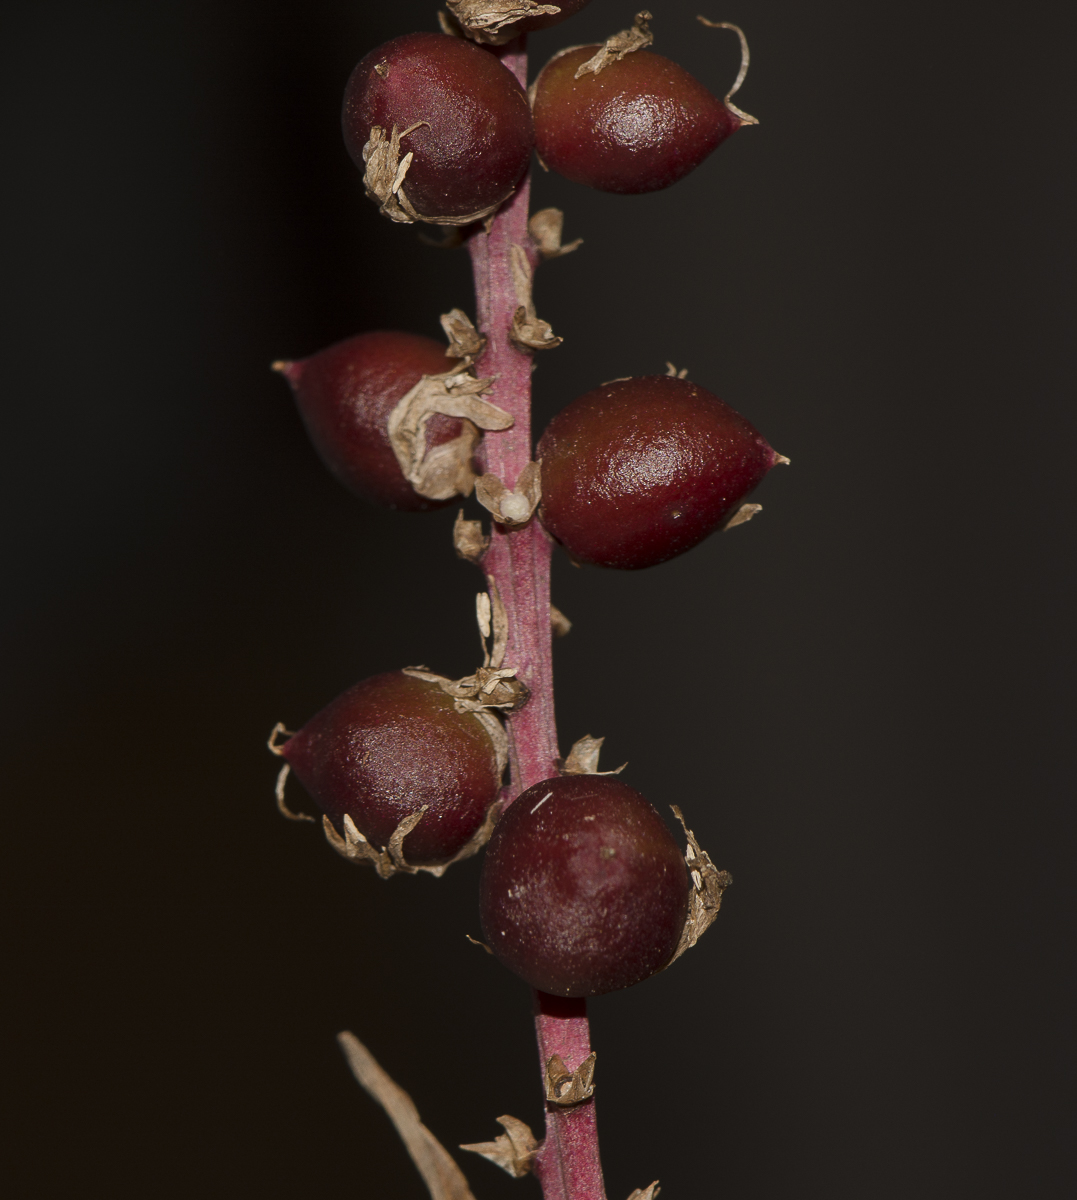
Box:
[272,7,782,1196]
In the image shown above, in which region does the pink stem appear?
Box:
[533,993,607,1200]
[467,41,607,1200]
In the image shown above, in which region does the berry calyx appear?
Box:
[531,18,756,194]
[342,32,534,224]
[536,374,786,570]
[278,671,504,869]
[479,775,689,996]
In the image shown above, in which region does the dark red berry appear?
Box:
[537,375,784,570]
[480,775,689,996]
[275,331,464,512]
[280,671,503,867]
[531,34,750,194]
[447,0,593,42]
[342,32,534,223]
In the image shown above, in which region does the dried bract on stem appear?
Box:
[440,308,487,362]
[561,733,626,776]
[544,1051,597,1105]
[460,1115,538,1178]
[510,245,562,350]
[475,461,542,526]
[549,603,572,637]
[529,207,583,259]
[454,510,490,563]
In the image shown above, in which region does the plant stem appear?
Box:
[533,993,607,1200]
[467,41,607,1200]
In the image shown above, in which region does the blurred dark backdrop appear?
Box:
[3,2,1074,1197]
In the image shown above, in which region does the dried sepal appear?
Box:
[574,11,653,79]
[447,1,561,45]
[544,1052,597,1106]
[664,361,689,378]
[440,309,486,362]
[361,123,427,224]
[337,1032,479,1200]
[509,245,562,350]
[627,1184,661,1200]
[550,603,572,637]
[478,582,509,669]
[274,762,316,822]
[474,461,542,526]
[362,122,511,227]
[722,502,762,530]
[454,510,490,563]
[268,723,316,822]
[402,662,528,718]
[387,369,512,501]
[323,796,501,879]
[467,704,511,778]
[696,18,759,126]
[667,805,732,963]
[460,1114,538,1178]
[561,734,627,776]
[529,207,583,259]
[448,667,530,714]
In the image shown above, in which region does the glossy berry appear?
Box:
[280,671,503,867]
[275,331,463,512]
[480,775,689,996]
[531,45,745,194]
[537,375,782,570]
[342,32,533,222]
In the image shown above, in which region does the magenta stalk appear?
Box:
[467,41,607,1200]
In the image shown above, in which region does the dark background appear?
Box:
[3,1,1074,1196]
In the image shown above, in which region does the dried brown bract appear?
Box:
[453,510,490,563]
[387,369,512,501]
[474,461,542,526]
[561,733,626,776]
[510,245,562,350]
[544,1051,597,1105]
[529,207,583,259]
[460,1114,538,1178]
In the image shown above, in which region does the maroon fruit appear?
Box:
[447,0,593,43]
[342,32,534,223]
[537,374,784,570]
[274,330,464,512]
[280,671,503,867]
[531,24,754,194]
[480,775,689,996]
